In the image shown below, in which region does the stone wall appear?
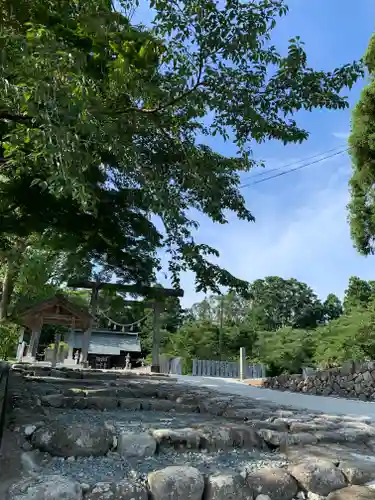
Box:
[264,360,375,401]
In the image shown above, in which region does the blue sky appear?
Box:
[129,0,375,307]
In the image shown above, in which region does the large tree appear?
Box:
[160,275,375,374]
[343,276,375,313]
[1,0,363,299]
[312,308,375,368]
[348,33,375,253]
[323,293,343,322]
[255,327,314,376]
[249,277,324,330]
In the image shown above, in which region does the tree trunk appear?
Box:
[0,260,16,322]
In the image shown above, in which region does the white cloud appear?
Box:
[157,151,375,307]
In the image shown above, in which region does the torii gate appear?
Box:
[67,281,184,373]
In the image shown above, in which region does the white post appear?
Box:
[239,347,246,381]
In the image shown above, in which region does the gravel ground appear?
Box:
[47,408,226,431]
[42,448,287,487]
[37,408,288,487]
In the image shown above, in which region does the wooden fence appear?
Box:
[192,359,266,379]
[159,355,182,375]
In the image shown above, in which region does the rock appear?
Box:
[326,485,375,499]
[286,443,373,465]
[258,429,317,447]
[287,433,318,446]
[339,459,375,485]
[31,423,113,457]
[142,399,198,413]
[151,428,202,450]
[314,431,349,443]
[21,450,43,474]
[246,467,298,500]
[40,394,69,408]
[85,480,148,499]
[289,422,333,433]
[84,396,118,410]
[117,398,142,410]
[248,419,289,432]
[80,387,118,398]
[289,459,347,496]
[148,466,204,500]
[337,428,372,443]
[21,441,34,451]
[195,424,232,451]
[307,493,325,500]
[196,423,266,451]
[205,473,253,499]
[199,397,230,415]
[80,483,90,493]
[252,429,285,447]
[7,474,82,500]
[24,425,38,437]
[223,408,271,421]
[341,361,355,376]
[117,432,156,458]
[115,388,136,398]
[175,394,200,405]
[104,421,116,434]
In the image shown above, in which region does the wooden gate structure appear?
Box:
[16,282,184,373]
[67,280,184,373]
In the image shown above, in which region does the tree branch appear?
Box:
[0,113,32,123]
[123,57,205,115]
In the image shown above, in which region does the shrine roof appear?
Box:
[17,294,92,330]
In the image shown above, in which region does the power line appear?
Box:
[240,145,347,183]
[240,148,349,188]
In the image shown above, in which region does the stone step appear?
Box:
[24,376,112,386]
[39,394,201,413]
[12,364,172,380]
[36,384,189,401]
[151,423,267,452]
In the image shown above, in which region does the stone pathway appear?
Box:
[4,365,375,499]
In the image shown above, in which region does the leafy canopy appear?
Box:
[249,277,324,330]
[323,293,343,321]
[0,0,363,295]
[343,276,375,313]
[348,32,375,254]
